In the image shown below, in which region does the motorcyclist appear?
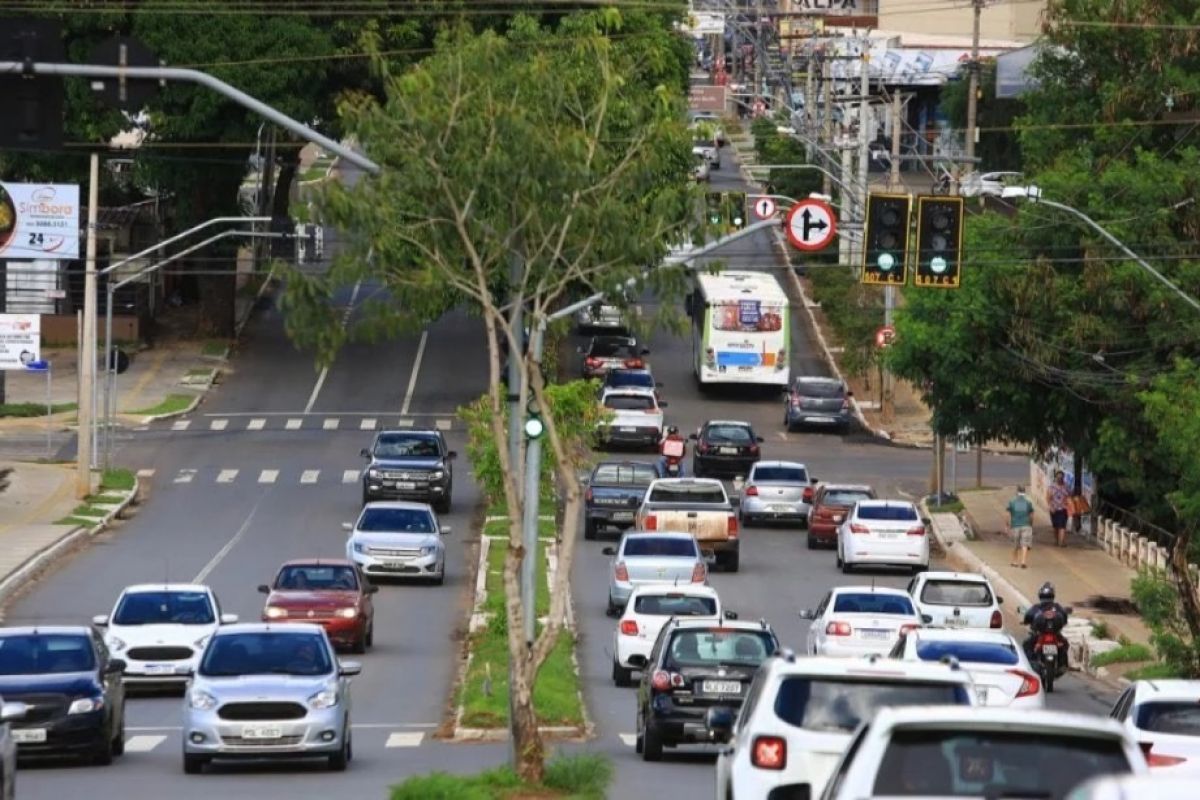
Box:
[1023,582,1070,671]
[659,425,686,476]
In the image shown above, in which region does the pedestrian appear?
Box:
[1047,470,1070,547]
[1007,485,1035,569]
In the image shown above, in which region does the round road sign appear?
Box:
[784,198,837,252]
[875,325,896,348]
[752,196,777,219]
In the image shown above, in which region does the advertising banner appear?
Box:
[0,313,42,371]
[0,182,81,260]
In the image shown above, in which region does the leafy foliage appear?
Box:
[938,61,1024,172]
[1132,570,1200,678]
[750,118,823,202]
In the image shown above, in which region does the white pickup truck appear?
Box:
[636,478,740,571]
[597,387,666,452]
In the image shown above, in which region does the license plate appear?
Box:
[719,447,738,454]
[879,532,901,539]
[145,664,177,675]
[382,560,409,569]
[1041,644,1058,656]
[619,427,636,433]
[702,680,742,694]
[12,729,46,744]
[805,417,834,424]
[860,629,891,640]
[771,504,792,512]
[944,618,968,628]
[241,726,284,740]
[612,512,634,521]
[395,481,416,490]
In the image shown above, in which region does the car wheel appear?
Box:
[692,461,704,478]
[841,557,854,575]
[365,622,374,648]
[606,599,620,617]
[328,727,351,771]
[641,720,664,762]
[432,567,445,586]
[182,754,209,774]
[722,551,740,573]
[611,659,633,687]
[434,495,451,514]
[806,532,816,550]
[111,712,125,756]
[92,731,114,766]
[584,518,597,541]
[350,632,367,655]
[835,546,843,568]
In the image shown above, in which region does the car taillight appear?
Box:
[990,609,1003,628]
[691,562,706,583]
[745,486,759,496]
[849,523,870,534]
[704,347,715,366]
[1008,669,1040,699]
[619,620,639,636]
[644,514,657,531]
[1141,742,1188,767]
[651,670,685,691]
[727,515,739,538]
[826,621,852,636]
[751,735,787,770]
[802,487,814,503]
[698,441,710,454]
[585,488,593,502]
[906,525,926,536]
[899,624,919,636]
[585,357,602,367]
[748,444,759,454]
[624,358,644,369]
[614,562,629,582]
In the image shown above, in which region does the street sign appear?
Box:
[0,182,81,260]
[0,313,41,370]
[88,36,162,110]
[752,196,777,220]
[874,324,896,348]
[784,198,837,252]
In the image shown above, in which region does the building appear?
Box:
[879,0,1044,43]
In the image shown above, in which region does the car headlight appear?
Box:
[431,470,445,480]
[420,544,437,557]
[352,541,366,554]
[308,687,338,710]
[107,636,126,652]
[188,690,217,711]
[335,607,358,619]
[265,606,287,619]
[68,696,105,715]
[367,468,379,479]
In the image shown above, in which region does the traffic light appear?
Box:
[862,193,911,286]
[0,19,65,150]
[705,192,747,236]
[914,196,964,288]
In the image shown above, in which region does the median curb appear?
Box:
[137,369,218,425]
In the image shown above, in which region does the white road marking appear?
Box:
[300,470,320,484]
[247,418,266,431]
[286,418,303,430]
[385,732,425,748]
[399,329,429,416]
[258,469,279,484]
[395,418,414,427]
[210,419,228,431]
[435,419,451,431]
[216,469,239,484]
[171,420,191,431]
[619,733,637,747]
[192,495,267,583]
[124,735,166,753]
[174,469,196,484]
[342,469,359,483]
[305,280,363,413]
[360,418,376,430]
[136,468,155,478]
[323,418,340,430]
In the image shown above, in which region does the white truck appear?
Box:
[597,387,666,452]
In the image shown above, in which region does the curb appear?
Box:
[0,475,140,609]
[137,367,219,425]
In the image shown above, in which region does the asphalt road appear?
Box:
[5,155,1118,800]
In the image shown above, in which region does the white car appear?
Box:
[836,499,930,574]
[597,386,667,451]
[739,461,816,527]
[889,627,1045,708]
[691,150,711,182]
[1067,773,1199,799]
[693,139,720,168]
[712,651,974,800]
[344,501,450,584]
[908,570,1005,629]
[820,707,1146,799]
[611,584,726,687]
[92,584,237,684]
[961,170,1024,198]
[801,586,923,658]
[1109,679,1200,771]
[576,303,628,331]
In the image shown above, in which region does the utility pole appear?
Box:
[821,54,833,198]
[77,152,99,498]
[856,35,871,271]
[803,34,815,162]
[883,89,903,423]
[965,0,983,168]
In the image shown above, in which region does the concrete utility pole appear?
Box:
[822,55,834,198]
[77,152,99,499]
[884,90,903,422]
[856,36,871,271]
[965,0,983,166]
[804,35,816,162]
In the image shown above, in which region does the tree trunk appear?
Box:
[503,532,544,783]
[1170,526,1200,644]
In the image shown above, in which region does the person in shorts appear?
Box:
[1007,485,1035,569]
[1047,470,1071,547]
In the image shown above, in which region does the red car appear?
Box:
[258,559,377,653]
[807,483,876,549]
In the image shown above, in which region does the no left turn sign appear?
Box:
[752,196,776,219]
[784,198,837,252]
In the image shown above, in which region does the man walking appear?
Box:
[1047,470,1071,547]
[1007,485,1035,569]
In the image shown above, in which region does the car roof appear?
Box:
[0,625,93,637]
[869,706,1129,738]
[376,429,439,437]
[918,571,992,584]
[589,335,636,345]
[1131,679,1200,701]
[752,460,807,469]
[762,653,971,683]
[667,618,774,633]
[215,622,326,636]
[120,583,213,593]
[909,628,1017,646]
[703,419,753,427]
[605,368,653,378]
[359,500,433,511]
[277,558,357,569]
[832,585,911,598]
[601,386,657,397]
[855,499,917,509]
[650,477,724,487]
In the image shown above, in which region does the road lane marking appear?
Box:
[136,468,155,478]
[286,418,303,430]
[301,470,320,484]
[323,418,340,430]
[305,280,363,413]
[192,495,267,583]
[216,469,239,484]
[618,733,637,747]
[385,732,425,748]
[399,329,429,416]
[360,418,376,430]
[171,420,191,431]
[258,469,278,484]
[342,469,359,483]
[436,419,451,431]
[248,418,266,431]
[174,469,196,484]
[210,419,228,431]
[125,735,166,753]
[395,418,414,427]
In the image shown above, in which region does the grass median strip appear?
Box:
[390,753,611,800]
[127,394,195,417]
[0,402,77,418]
[100,468,135,492]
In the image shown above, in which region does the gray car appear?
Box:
[344,501,450,584]
[784,376,853,432]
[602,532,708,616]
[181,623,360,774]
[738,460,818,527]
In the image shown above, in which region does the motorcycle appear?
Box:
[660,437,686,477]
[1026,605,1072,693]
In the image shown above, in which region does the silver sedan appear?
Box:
[738,461,817,527]
[602,532,708,616]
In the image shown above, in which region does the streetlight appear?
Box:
[1001,185,1200,314]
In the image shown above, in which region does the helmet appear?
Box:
[1038,582,1056,603]
[667,426,679,435]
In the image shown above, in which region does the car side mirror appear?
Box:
[440,525,452,535]
[756,436,764,443]
[365,585,379,595]
[342,522,353,531]
[220,613,239,625]
[446,450,458,460]
[106,659,127,675]
[0,702,28,722]
[921,614,934,624]
[339,660,363,677]
[799,609,816,620]
[257,584,271,594]
[602,546,617,556]
[659,401,669,408]
[359,448,371,459]
[91,614,109,627]
[689,433,699,440]
[705,707,735,742]
[627,654,648,669]
[724,610,739,620]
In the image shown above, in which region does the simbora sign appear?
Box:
[0,182,81,261]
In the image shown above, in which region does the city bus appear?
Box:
[688,271,790,388]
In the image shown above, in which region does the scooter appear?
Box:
[1026,605,1072,692]
[660,437,686,477]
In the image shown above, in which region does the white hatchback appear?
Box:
[836,499,930,574]
[908,570,1005,629]
[890,627,1045,709]
[801,586,923,658]
[1109,679,1200,772]
[610,585,726,687]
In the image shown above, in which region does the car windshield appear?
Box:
[356,507,435,533]
[857,504,919,521]
[824,490,874,506]
[666,629,775,668]
[794,380,843,398]
[0,634,96,675]
[1135,702,1200,736]
[634,594,717,616]
[590,339,636,357]
[833,593,915,615]
[872,729,1131,798]
[920,580,994,606]
[199,632,333,677]
[605,394,655,411]
[622,538,698,558]
[704,425,753,443]
[775,678,970,732]
[647,483,727,504]
[592,464,657,485]
[606,371,653,389]
[113,591,215,625]
[373,434,440,458]
[915,640,1019,666]
[753,466,807,483]
[275,565,359,591]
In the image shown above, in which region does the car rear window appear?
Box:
[606,371,653,389]
[605,394,655,411]
[634,594,717,616]
[823,490,874,506]
[592,464,657,485]
[753,466,808,483]
[857,504,919,521]
[871,729,1132,798]
[915,640,1019,666]
[591,340,636,357]
[833,593,915,615]
[648,484,727,504]
[774,678,970,732]
[1135,702,1200,736]
[793,380,843,398]
[666,629,776,667]
[357,507,436,533]
[705,425,753,443]
[622,538,698,558]
[920,580,994,606]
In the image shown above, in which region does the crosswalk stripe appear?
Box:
[385,732,425,748]
[285,418,303,430]
[436,419,452,430]
[125,735,166,753]
[360,418,376,430]
[395,419,414,427]
[136,468,155,478]
[324,418,340,430]
[259,469,278,484]
[171,420,191,431]
[300,470,320,484]
[248,418,266,431]
[342,469,360,483]
[216,469,239,484]
[618,733,637,747]
[174,469,196,484]
[210,419,228,431]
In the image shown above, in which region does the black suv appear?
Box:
[360,430,456,512]
[0,626,126,765]
[634,618,778,762]
[691,420,764,479]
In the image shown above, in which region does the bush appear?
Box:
[807,264,883,378]
[1131,570,1200,678]
[1090,643,1154,667]
[543,754,613,799]
[388,754,612,799]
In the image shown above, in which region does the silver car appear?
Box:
[0,699,26,800]
[181,623,360,774]
[344,501,450,584]
[739,460,817,527]
[603,532,708,616]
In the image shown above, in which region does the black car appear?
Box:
[0,626,126,765]
[634,619,778,761]
[579,336,648,379]
[690,420,763,479]
[784,375,853,432]
[584,460,664,540]
[360,430,456,512]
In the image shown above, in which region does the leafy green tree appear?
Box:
[938,60,1023,172]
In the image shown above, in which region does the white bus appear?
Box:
[688,271,790,387]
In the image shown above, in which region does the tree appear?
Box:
[938,60,1023,172]
[282,12,694,780]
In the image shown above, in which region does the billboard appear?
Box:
[679,12,725,36]
[0,182,81,260]
[0,313,41,371]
